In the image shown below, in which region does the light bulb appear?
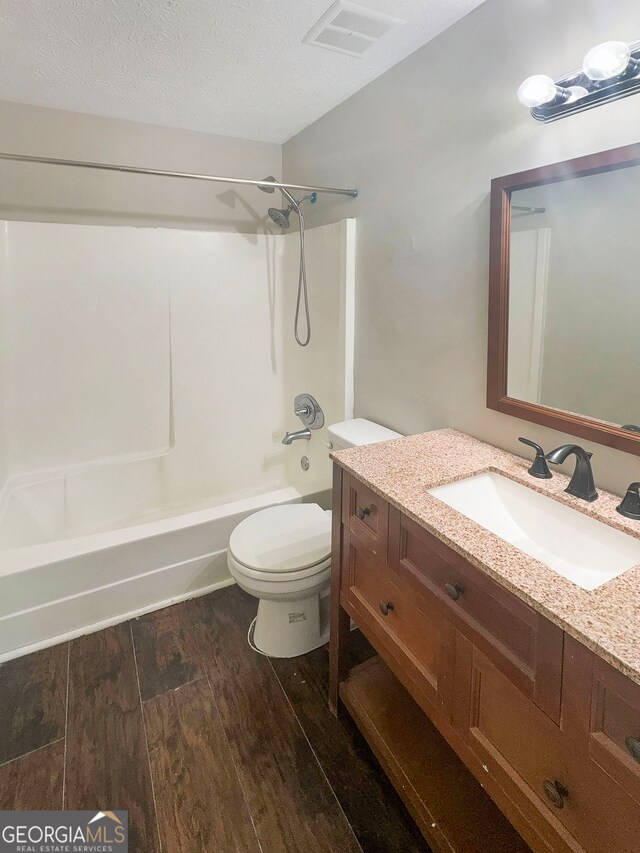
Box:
[565,85,589,103]
[583,41,631,81]
[517,75,559,108]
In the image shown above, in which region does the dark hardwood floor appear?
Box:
[0,584,431,853]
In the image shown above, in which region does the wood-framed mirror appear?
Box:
[487,141,640,456]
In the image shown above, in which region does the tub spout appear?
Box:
[282,428,311,445]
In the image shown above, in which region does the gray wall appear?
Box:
[283,0,640,494]
[0,100,281,232]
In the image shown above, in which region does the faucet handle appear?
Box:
[518,438,552,479]
[616,482,640,520]
[294,394,324,429]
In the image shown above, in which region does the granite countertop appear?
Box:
[331,428,640,686]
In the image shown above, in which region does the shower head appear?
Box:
[258,176,277,193]
[266,192,317,229]
[261,175,309,206]
[268,206,292,229]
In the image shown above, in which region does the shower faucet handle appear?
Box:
[294,394,324,430]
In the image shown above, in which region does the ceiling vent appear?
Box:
[303,1,406,58]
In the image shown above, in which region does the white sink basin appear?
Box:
[428,472,640,591]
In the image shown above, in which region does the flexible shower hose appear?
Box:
[294,205,311,347]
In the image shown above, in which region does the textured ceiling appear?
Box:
[0,0,486,144]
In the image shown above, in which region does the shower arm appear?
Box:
[0,152,358,198]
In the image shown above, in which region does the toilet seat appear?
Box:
[228,503,331,574]
[228,549,331,583]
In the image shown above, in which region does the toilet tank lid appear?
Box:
[327,418,402,449]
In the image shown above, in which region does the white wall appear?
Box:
[283,0,640,494]
[0,220,354,546]
[0,100,281,232]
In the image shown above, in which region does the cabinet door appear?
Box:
[559,637,640,853]
[390,509,563,723]
[341,524,455,716]
[458,641,585,853]
[588,655,640,808]
[460,639,640,853]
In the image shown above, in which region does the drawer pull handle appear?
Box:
[356,507,371,520]
[625,736,640,763]
[543,779,569,809]
[379,601,395,616]
[445,582,465,601]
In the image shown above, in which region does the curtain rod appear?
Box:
[0,152,358,198]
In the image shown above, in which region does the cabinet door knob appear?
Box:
[543,779,569,809]
[445,582,464,601]
[379,601,395,616]
[356,506,371,520]
[625,736,640,764]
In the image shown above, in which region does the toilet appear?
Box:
[227,418,402,657]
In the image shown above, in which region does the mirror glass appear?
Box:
[507,164,640,433]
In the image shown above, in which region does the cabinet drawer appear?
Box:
[588,656,640,808]
[342,475,389,561]
[342,526,454,714]
[391,509,563,723]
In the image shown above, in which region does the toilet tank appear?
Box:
[327,418,402,451]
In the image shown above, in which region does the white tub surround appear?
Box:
[0,218,355,659]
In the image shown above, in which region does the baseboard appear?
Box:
[0,550,235,662]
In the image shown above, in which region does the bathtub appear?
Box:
[0,485,325,661]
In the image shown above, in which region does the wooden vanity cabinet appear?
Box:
[330,466,640,853]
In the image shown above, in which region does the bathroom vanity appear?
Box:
[329,430,640,853]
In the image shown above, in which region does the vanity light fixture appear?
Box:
[518,39,640,121]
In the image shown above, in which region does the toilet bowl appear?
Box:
[227,418,402,657]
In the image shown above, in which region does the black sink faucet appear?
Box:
[546,444,598,502]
